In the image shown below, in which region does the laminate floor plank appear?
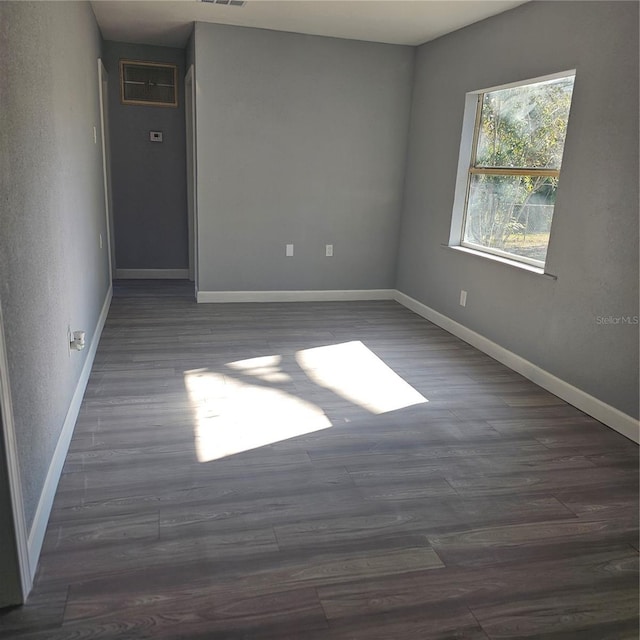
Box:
[316,547,638,619]
[445,465,637,497]
[35,526,280,586]
[1,281,637,639]
[428,521,639,567]
[469,586,640,639]
[40,512,160,554]
[60,538,443,629]
[313,606,491,640]
[272,495,577,549]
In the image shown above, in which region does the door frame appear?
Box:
[185,65,198,288]
[98,58,116,281]
[0,299,32,602]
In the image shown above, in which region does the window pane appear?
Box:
[475,76,574,170]
[463,174,557,264]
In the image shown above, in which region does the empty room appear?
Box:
[0,1,638,638]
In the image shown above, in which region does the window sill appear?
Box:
[442,244,558,280]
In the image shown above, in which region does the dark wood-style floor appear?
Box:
[2,280,638,639]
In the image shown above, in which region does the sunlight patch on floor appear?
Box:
[295,341,427,414]
[184,368,331,462]
[226,354,292,383]
[184,341,426,462]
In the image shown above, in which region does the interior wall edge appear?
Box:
[394,289,640,444]
[26,285,113,580]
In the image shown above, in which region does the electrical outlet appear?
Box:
[460,290,467,307]
[325,244,333,257]
[99,233,103,249]
[286,244,294,257]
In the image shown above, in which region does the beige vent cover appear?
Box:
[201,0,246,6]
[120,60,178,108]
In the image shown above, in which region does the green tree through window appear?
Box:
[462,74,575,266]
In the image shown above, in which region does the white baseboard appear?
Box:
[197,289,396,303]
[27,285,113,577]
[394,290,639,444]
[115,269,189,280]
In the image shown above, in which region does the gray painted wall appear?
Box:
[104,42,188,271]
[396,1,639,418]
[0,1,110,533]
[193,23,414,292]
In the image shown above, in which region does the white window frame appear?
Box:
[448,70,576,271]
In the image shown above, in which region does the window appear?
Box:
[454,72,575,269]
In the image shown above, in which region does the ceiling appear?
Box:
[91,0,528,49]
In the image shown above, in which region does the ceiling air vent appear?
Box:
[201,0,246,6]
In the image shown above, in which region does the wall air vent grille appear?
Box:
[201,0,246,6]
[120,60,178,108]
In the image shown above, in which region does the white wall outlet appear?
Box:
[150,131,163,143]
[93,126,97,144]
[99,233,103,249]
[460,290,467,307]
[325,244,333,257]
[286,243,294,257]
